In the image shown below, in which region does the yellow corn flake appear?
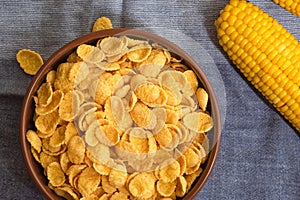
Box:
[67,51,83,63]
[183,111,213,133]
[93,162,111,175]
[35,109,60,134]
[36,82,53,107]
[54,62,75,93]
[16,49,44,75]
[26,130,42,153]
[115,84,130,98]
[67,135,85,164]
[46,70,57,86]
[177,154,187,176]
[31,147,40,163]
[92,16,113,32]
[134,83,168,107]
[102,175,117,194]
[35,90,64,115]
[175,176,188,197]
[39,151,59,169]
[76,44,96,60]
[152,107,167,134]
[84,121,99,147]
[159,70,187,91]
[64,122,78,144]
[154,126,173,149]
[156,179,177,197]
[59,152,71,173]
[66,164,87,187]
[130,74,147,91]
[46,162,66,187]
[110,191,129,200]
[130,101,153,128]
[185,167,203,192]
[158,159,181,183]
[196,88,208,111]
[183,147,200,169]
[54,184,80,200]
[128,172,156,199]
[138,49,166,69]
[127,45,152,63]
[42,138,67,156]
[165,108,181,125]
[59,91,76,122]
[164,88,182,107]
[49,126,66,148]
[183,70,198,92]
[109,169,128,188]
[77,167,101,197]
[99,36,126,56]
[87,143,110,164]
[68,62,89,85]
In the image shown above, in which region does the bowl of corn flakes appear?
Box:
[20,28,221,200]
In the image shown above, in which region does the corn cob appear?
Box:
[273,0,300,18]
[215,0,300,132]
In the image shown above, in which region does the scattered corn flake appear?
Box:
[16,49,44,75]
[92,17,113,32]
[183,70,198,92]
[196,88,208,111]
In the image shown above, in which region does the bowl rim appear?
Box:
[20,28,222,200]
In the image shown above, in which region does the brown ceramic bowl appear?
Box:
[20,28,221,200]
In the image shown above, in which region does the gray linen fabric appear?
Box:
[0,0,299,199]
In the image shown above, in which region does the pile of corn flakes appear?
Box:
[22,17,214,200]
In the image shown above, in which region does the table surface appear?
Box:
[0,0,299,199]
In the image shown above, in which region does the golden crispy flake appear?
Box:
[157,179,176,197]
[138,49,166,70]
[92,17,113,32]
[36,90,64,115]
[59,152,71,173]
[152,107,167,134]
[128,172,156,199]
[130,74,147,91]
[87,143,110,164]
[35,109,59,134]
[26,130,42,153]
[196,88,208,111]
[31,147,40,163]
[102,175,117,194]
[77,167,101,197]
[134,83,168,107]
[85,121,99,147]
[165,107,181,125]
[42,137,67,156]
[65,122,78,144]
[183,70,198,92]
[46,162,66,187]
[36,82,53,107]
[99,36,126,56]
[93,162,111,175]
[66,164,87,187]
[109,169,128,188]
[185,167,203,192]
[115,84,130,98]
[68,62,89,86]
[77,44,96,60]
[46,70,56,86]
[110,191,129,200]
[127,45,152,63]
[183,147,200,169]
[175,176,187,197]
[158,159,180,183]
[183,111,213,133]
[67,136,85,164]
[54,63,75,93]
[67,51,83,63]
[16,49,44,75]
[59,91,77,122]
[164,88,182,107]
[159,70,187,91]
[155,126,173,149]
[39,151,59,169]
[49,126,66,148]
[130,101,152,128]
[54,184,80,200]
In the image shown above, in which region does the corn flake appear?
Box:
[67,135,85,164]
[92,17,113,32]
[26,130,42,153]
[36,82,53,107]
[36,90,63,115]
[46,162,66,187]
[16,49,44,75]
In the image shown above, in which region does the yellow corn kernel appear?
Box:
[273,0,300,17]
[215,0,300,132]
